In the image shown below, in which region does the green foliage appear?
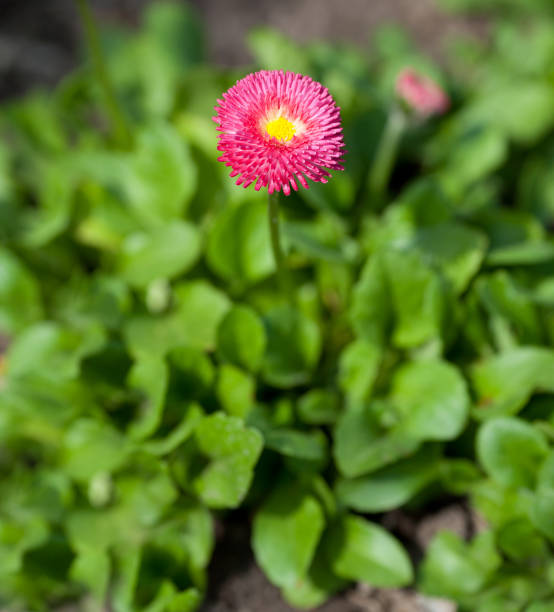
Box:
[1,2,554,611]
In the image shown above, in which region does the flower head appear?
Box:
[395,68,449,117]
[213,70,345,195]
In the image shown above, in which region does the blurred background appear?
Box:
[2,1,554,612]
[0,0,488,101]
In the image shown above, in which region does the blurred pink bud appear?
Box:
[395,68,450,117]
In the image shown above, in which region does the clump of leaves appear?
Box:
[1,2,554,611]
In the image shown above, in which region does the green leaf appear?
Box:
[338,340,382,403]
[123,123,197,226]
[142,582,202,612]
[531,451,554,542]
[262,306,322,388]
[468,81,554,144]
[419,531,501,599]
[69,548,110,601]
[192,414,263,508]
[384,250,445,349]
[61,419,131,482]
[117,459,178,527]
[410,222,487,295]
[143,404,203,456]
[365,179,452,253]
[126,357,168,440]
[124,313,188,359]
[117,221,201,288]
[216,305,267,373]
[335,446,440,512]
[349,253,390,346]
[477,417,548,489]
[173,281,231,351]
[297,389,341,425]
[476,272,544,347]
[471,347,554,418]
[7,322,106,381]
[497,518,548,562]
[281,544,347,609]
[334,404,420,477]
[252,481,325,590]
[169,347,215,398]
[391,359,470,440]
[439,459,482,495]
[206,200,275,288]
[0,249,43,335]
[437,125,507,194]
[526,603,554,612]
[283,219,358,264]
[326,514,413,587]
[486,240,554,266]
[215,364,255,419]
[472,478,533,528]
[265,429,328,463]
[22,159,75,247]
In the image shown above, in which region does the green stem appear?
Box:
[268,191,291,298]
[75,0,131,148]
[366,105,406,210]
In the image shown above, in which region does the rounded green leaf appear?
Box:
[124,123,197,225]
[391,359,470,440]
[262,306,321,388]
[333,405,420,477]
[326,515,413,587]
[477,417,548,489]
[206,200,274,288]
[172,281,231,351]
[471,347,554,419]
[192,414,263,508]
[338,339,382,403]
[252,482,325,590]
[7,322,106,381]
[216,305,267,373]
[61,419,130,482]
[335,447,440,512]
[497,518,548,562]
[117,221,200,288]
[215,364,255,418]
[419,531,501,599]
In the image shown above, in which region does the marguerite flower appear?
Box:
[213,70,345,195]
[395,68,449,117]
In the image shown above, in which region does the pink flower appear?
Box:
[395,68,450,117]
[213,70,345,195]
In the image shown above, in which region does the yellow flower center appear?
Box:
[266,117,296,142]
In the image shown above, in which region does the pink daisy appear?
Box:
[395,68,450,117]
[213,70,345,195]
